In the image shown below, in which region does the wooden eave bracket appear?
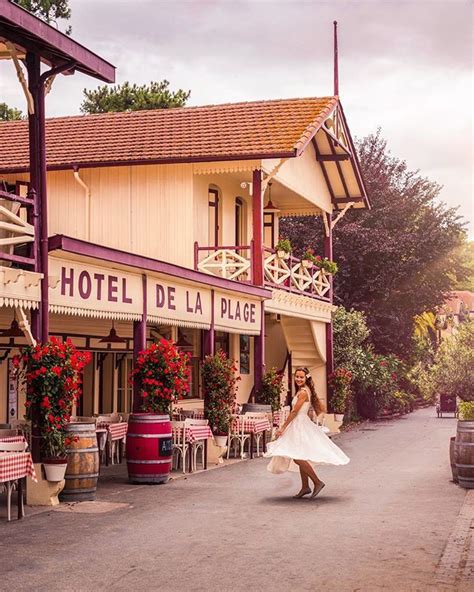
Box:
[331,201,355,229]
[15,306,36,346]
[5,42,34,115]
[261,158,288,194]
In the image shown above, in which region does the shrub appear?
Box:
[130,340,190,415]
[429,321,474,402]
[328,368,353,414]
[16,338,91,459]
[259,368,285,411]
[275,237,292,253]
[202,350,239,434]
[458,401,474,421]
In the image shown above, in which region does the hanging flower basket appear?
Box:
[302,259,313,269]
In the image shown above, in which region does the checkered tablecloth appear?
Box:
[0,452,37,483]
[184,425,213,444]
[96,422,128,441]
[233,417,272,434]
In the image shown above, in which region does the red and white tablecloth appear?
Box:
[96,422,128,441]
[0,452,37,483]
[232,417,272,434]
[273,412,281,427]
[184,425,213,444]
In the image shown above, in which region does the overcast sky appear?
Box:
[1,0,473,236]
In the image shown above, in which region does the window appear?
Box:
[239,335,250,374]
[208,187,220,247]
[235,197,244,246]
[264,212,276,248]
[117,355,133,412]
[215,331,230,357]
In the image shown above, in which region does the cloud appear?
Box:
[1,0,472,235]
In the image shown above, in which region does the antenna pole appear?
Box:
[333,20,339,96]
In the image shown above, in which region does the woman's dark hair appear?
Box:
[293,367,325,416]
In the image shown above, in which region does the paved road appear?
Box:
[0,408,470,591]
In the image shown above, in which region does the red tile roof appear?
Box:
[0,96,337,172]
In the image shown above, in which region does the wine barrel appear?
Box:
[449,436,458,483]
[455,420,474,489]
[60,421,99,501]
[126,414,172,484]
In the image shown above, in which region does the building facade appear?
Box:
[0,96,368,424]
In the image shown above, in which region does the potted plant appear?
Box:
[329,367,353,422]
[458,401,474,421]
[301,248,317,269]
[275,237,292,260]
[15,338,91,481]
[315,257,338,275]
[259,367,285,412]
[130,339,191,415]
[202,350,239,446]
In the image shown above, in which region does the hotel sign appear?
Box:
[48,258,262,334]
[49,258,143,319]
[147,276,212,328]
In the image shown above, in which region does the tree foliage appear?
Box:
[80,81,191,114]
[13,1,72,34]
[281,129,468,357]
[0,103,23,121]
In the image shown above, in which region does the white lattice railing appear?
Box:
[196,245,252,281]
[194,243,331,301]
[263,250,331,300]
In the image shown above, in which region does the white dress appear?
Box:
[265,388,350,474]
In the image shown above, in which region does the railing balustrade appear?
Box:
[194,242,331,301]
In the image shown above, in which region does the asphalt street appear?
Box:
[0,407,469,592]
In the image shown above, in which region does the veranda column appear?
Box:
[26,52,41,342]
[252,170,265,399]
[324,212,334,408]
[202,291,215,357]
[132,275,147,413]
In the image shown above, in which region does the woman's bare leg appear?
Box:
[299,460,323,486]
[293,460,311,497]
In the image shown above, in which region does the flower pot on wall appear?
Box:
[42,458,68,482]
[302,260,313,269]
[276,250,288,260]
[334,413,344,423]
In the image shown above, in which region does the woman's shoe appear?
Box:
[293,487,311,498]
[310,481,325,498]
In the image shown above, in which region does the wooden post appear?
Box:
[251,169,263,286]
[202,290,215,357]
[324,212,334,409]
[253,302,265,400]
[132,275,147,413]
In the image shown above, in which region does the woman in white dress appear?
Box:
[265,367,350,498]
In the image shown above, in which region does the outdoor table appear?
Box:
[232,417,272,458]
[177,425,213,471]
[0,451,37,520]
[96,422,128,466]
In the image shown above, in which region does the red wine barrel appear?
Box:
[60,421,99,501]
[456,420,474,489]
[126,414,172,484]
[450,436,458,483]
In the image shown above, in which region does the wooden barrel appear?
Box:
[126,414,172,484]
[455,421,474,489]
[60,421,99,501]
[449,436,458,483]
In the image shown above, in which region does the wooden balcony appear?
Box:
[194,243,331,301]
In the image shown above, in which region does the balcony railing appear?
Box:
[194,242,331,301]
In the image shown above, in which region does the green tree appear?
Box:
[281,130,468,357]
[13,1,72,34]
[80,81,191,114]
[452,241,474,291]
[0,103,23,121]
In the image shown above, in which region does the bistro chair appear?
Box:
[243,412,268,457]
[0,440,27,522]
[171,421,189,473]
[227,416,251,460]
[184,418,209,471]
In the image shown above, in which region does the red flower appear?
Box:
[40,396,51,409]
